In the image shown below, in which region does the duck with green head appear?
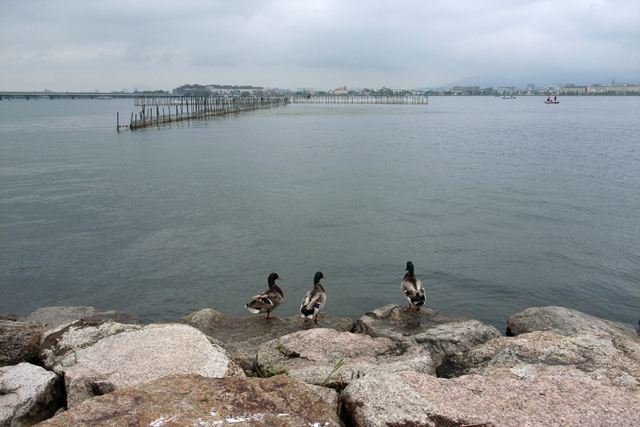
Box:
[300,271,327,323]
[245,272,283,319]
[401,261,425,310]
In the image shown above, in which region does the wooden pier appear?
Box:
[289,95,429,104]
[122,95,290,131]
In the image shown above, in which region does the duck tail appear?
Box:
[300,307,315,317]
[245,301,261,314]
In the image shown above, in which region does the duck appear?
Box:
[401,261,425,310]
[245,272,283,319]
[300,271,327,323]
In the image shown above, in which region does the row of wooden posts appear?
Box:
[117,96,290,132]
[117,94,429,131]
[290,95,429,104]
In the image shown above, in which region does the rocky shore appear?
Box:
[1,305,638,426]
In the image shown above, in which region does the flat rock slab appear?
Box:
[257,328,434,387]
[507,306,639,341]
[341,370,640,427]
[42,322,244,408]
[355,304,501,365]
[35,374,342,427]
[1,362,64,427]
[0,320,43,367]
[22,306,140,331]
[179,308,356,371]
[439,330,640,386]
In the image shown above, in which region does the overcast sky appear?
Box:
[1,0,638,91]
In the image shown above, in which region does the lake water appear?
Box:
[1,96,638,332]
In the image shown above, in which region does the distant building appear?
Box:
[333,86,348,95]
[173,84,209,95]
[587,83,638,93]
[527,84,536,91]
[558,84,587,94]
[173,84,264,95]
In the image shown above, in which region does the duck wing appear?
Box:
[300,288,326,316]
[401,274,425,306]
[246,288,283,313]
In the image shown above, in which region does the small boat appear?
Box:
[502,95,516,99]
[544,101,560,104]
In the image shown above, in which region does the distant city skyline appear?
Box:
[1,1,638,92]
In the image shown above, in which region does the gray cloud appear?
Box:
[1,0,638,91]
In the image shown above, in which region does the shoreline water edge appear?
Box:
[1,304,639,426]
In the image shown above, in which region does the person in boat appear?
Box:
[547,95,551,102]
[554,95,557,101]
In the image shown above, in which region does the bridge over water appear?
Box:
[0,91,181,101]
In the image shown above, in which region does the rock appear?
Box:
[256,328,434,387]
[355,304,501,366]
[303,383,339,414]
[0,313,18,321]
[39,320,145,371]
[34,374,342,427]
[41,322,244,408]
[0,362,64,427]
[341,370,640,427]
[507,306,639,341]
[0,320,43,367]
[179,308,356,371]
[438,331,640,387]
[22,306,140,331]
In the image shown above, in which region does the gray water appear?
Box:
[1,96,638,332]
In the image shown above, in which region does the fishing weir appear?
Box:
[118,94,428,131]
[119,95,290,131]
[290,95,429,104]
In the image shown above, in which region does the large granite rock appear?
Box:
[507,306,639,341]
[22,306,139,331]
[438,330,640,386]
[355,304,501,366]
[41,322,244,408]
[341,370,640,427]
[0,320,43,367]
[39,320,145,371]
[179,308,356,371]
[0,363,64,427]
[256,328,434,387]
[35,374,342,427]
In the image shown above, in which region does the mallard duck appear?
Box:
[245,272,283,319]
[401,261,425,310]
[300,271,327,323]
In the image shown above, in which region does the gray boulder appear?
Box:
[0,363,64,427]
[507,306,639,341]
[179,308,355,371]
[256,328,434,387]
[22,306,139,331]
[41,322,244,408]
[0,320,43,367]
[341,370,640,427]
[39,320,145,371]
[34,374,342,427]
[438,330,640,387]
[355,304,501,365]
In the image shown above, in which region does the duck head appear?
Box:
[406,261,415,276]
[268,272,282,287]
[314,271,326,285]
